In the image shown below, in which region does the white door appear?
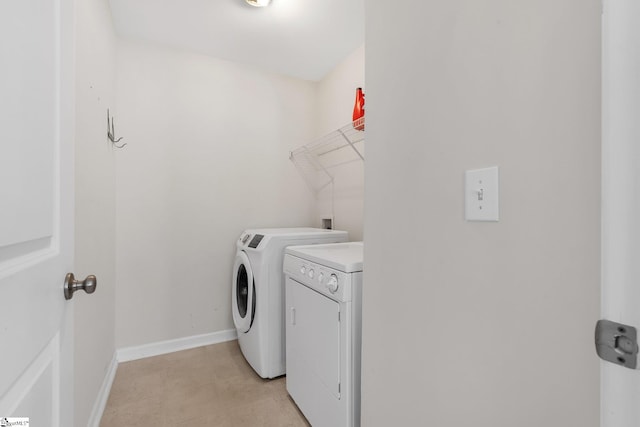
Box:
[601,0,640,425]
[286,277,341,426]
[0,0,75,425]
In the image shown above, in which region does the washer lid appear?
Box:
[286,242,363,273]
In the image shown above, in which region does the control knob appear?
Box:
[308,269,315,279]
[326,274,339,294]
[300,266,306,275]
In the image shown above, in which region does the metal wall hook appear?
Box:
[107,108,127,149]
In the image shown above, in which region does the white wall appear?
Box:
[314,45,365,240]
[74,0,117,425]
[316,45,366,136]
[362,1,600,426]
[114,40,316,348]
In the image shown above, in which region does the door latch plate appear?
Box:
[595,319,639,369]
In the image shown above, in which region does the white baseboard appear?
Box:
[116,329,238,363]
[87,352,118,427]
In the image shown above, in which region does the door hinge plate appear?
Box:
[595,319,639,369]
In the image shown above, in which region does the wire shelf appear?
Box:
[289,118,365,194]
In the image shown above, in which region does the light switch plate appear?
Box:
[465,166,499,221]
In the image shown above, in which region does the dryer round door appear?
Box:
[232,251,255,333]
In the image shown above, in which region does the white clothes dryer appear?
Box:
[284,242,364,427]
[232,228,348,379]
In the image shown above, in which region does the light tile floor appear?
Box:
[100,340,310,427]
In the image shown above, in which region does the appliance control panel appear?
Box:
[238,233,265,249]
[284,254,352,302]
[247,234,264,248]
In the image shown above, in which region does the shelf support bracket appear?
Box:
[336,128,364,161]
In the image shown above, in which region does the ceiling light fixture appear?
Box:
[245,0,271,7]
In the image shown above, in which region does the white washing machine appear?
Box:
[232,228,348,379]
[283,242,364,427]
